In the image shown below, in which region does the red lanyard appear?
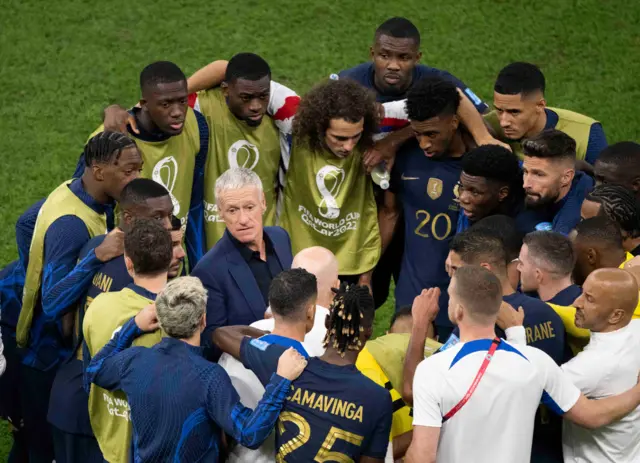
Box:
[443,337,501,422]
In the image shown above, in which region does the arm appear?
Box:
[208,348,306,449]
[40,217,101,319]
[564,386,640,430]
[584,123,607,165]
[15,199,45,268]
[402,289,440,405]
[379,190,400,256]
[184,111,209,270]
[212,325,268,360]
[42,224,123,320]
[456,88,510,151]
[85,317,141,390]
[404,426,439,463]
[187,60,229,93]
[392,431,413,461]
[86,306,158,390]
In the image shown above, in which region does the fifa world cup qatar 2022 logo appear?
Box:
[152,156,181,216]
[316,165,345,219]
[228,140,260,171]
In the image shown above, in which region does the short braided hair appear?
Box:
[83,131,137,167]
[322,283,374,357]
[586,184,640,238]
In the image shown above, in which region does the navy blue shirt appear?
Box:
[547,284,582,306]
[516,171,594,235]
[0,260,25,333]
[86,318,291,463]
[338,62,488,112]
[241,337,392,461]
[503,292,567,366]
[544,108,607,165]
[392,140,463,328]
[48,234,133,435]
[230,234,283,306]
[22,179,108,371]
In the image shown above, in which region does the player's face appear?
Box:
[573,276,611,331]
[522,157,573,208]
[168,229,185,278]
[218,186,266,246]
[593,160,639,196]
[410,115,458,159]
[569,233,593,286]
[141,81,189,135]
[447,278,462,325]
[370,35,421,95]
[516,244,539,292]
[101,146,143,201]
[493,92,544,140]
[324,118,364,158]
[580,199,601,221]
[224,76,271,127]
[124,195,173,228]
[445,250,464,278]
[458,173,507,222]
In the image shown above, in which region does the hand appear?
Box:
[363,139,397,174]
[358,271,373,295]
[496,302,524,330]
[103,104,139,134]
[134,303,160,332]
[412,288,440,329]
[477,135,512,153]
[276,347,308,381]
[95,228,125,262]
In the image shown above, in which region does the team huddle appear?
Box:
[1,14,640,463]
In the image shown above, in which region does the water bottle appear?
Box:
[371,163,391,190]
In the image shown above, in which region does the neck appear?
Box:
[320,346,359,366]
[538,277,573,302]
[448,130,466,158]
[458,323,497,343]
[271,320,307,342]
[525,110,547,139]
[602,250,628,270]
[498,273,515,296]
[80,175,109,204]
[133,273,167,294]
[316,293,334,310]
[180,331,201,347]
[137,109,160,134]
[246,230,266,257]
[624,237,640,253]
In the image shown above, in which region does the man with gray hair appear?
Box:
[86,276,307,462]
[192,167,293,360]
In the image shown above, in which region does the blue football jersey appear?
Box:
[392,140,463,328]
[241,337,392,462]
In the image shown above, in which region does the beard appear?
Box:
[524,190,560,209]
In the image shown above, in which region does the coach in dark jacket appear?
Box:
[192,168,293,357]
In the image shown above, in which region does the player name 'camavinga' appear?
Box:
[287,386,364,423]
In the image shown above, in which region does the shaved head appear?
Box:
[292,246,340,308]
[574,268,638,332]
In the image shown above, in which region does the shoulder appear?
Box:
[548,107,598,126]
[414,64,454,80]
[194,236,232,268]
[338,63,372,83]
[264,226,291,242]
[80,234,106,258]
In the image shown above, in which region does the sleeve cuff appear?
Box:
[505,326,527,345]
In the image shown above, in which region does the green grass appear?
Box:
[1,0,639,458]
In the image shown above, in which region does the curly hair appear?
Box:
[293,79,379,153]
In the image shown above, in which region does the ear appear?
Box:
[221,81,229,98]
[480,262,492,272]
[586,247,598,266]
[125,255,134,277]
[536,97,547,112]
[631,177,640,193]
[497,185,509,202]
[200,313,207,331]
[415,50,422,62]
[534,268,544,285]
[139,98,147,112]
[562,167,576,187]
[92,164,104,182]
[121,210,132,226]
[608,308,625,325]
[307,303,316,323]
[261,193,267,213]
[451,115,460,131]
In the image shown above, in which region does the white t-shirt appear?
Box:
[562,319,640,463]
[412,338,580,463]
[218,306,329,463]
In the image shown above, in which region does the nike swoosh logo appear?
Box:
[401,174,420,180]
